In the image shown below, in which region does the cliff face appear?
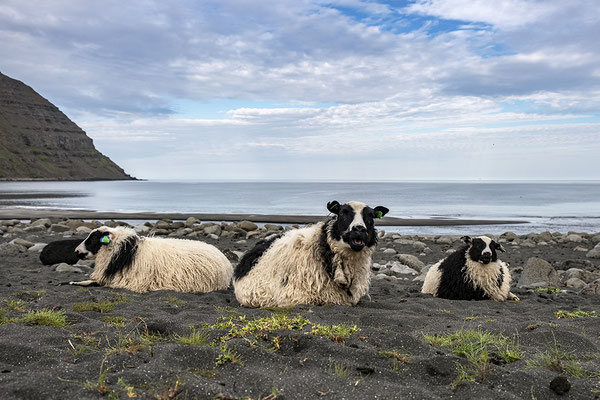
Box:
[0,72,134,180]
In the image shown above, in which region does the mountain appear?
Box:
[0,72,134,180]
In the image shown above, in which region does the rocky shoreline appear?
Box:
[1,217,600,399]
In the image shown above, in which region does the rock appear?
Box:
[538,231,554,242]
[246,230,262,240]
[49,224,70,233]
[501,232,518,242]
[9,238,35,248]
[66,220,98,230]
[238,221,258,232]
[55,263,83,273]
[185,217,201,228]
[23,225,47,233]
[0,242,26,256]
[0,219,21,227]
[565,234,584,243]
[371,262,382,271]
[445,249,455,254]
[580,278,600,295]
[170,222,185,229]
[518,257,559,288]
[563,268,584,281]
[152,229,169,236]
[565,277,587,290]
[76,226,92,234]
[383,248,397,255]
[396,254,425,271]
[75,259,95,267]
[435,236,453,245]
[30,218,51,227]
[591,233,600,244]
[27,243,47,253]
[208,234,219,240]
[204,225,222,236]
[586,243,600,259]
[233,251,245,261]
[388,262,418,276]
[264,224,283,231]
[155,221,171,230]
[573,246,588,252]
[549,376,570,395]
[135,224,151,234]
[519,239,536,248]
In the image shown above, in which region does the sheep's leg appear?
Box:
[507,292,520,301]
[332,258,353,290]
[68,280,100,287]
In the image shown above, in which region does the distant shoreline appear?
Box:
[0,208,527,226]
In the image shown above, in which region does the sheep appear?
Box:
[422,235,519,301]
[39,239,84,265]
[69,226,232,293]
[233,200,389,307]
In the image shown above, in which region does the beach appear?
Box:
[1,215,599,399]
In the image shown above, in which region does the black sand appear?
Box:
[0,221,599,399]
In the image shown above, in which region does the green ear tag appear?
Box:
[100,235,111,244]
[376,211,383,219]
[498,244,506,253]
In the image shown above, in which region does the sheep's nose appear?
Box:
[352,225,367,233]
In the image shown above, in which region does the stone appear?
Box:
[76,259,95,267]
[388,262,418,276]
[383,248,397,254]
[579,278,600,295]
[238,221,258,232]
[501,232,518,241]
[204,225,222,236]
[152,229,169,236]
[435,236,453,245]
[591,233,600,244]
[170,222,185,229]
[55,263,83,273]
[23,225,46,233]
[445,249,456,254]
[28,243,47,253]
[76,226,92,234]
[155,221,171,230]
[30,218,51,227]
[586,243,600,259]
[233,251,245,260]
[208,234,219,240]
[518,257,559,288]
[135,224,151,234]
[246,230,262,239]
[0,242,26,256]
[49,224,70,232]
[565,277,587,290]
[520,239,536,248]
[9,238,34,248]
[396,254,425,271]
[565,234,584,243]
[563,268,584,281]
[264,224,283,231]
[185,217,200,228]
[371,262,382,271]
[0,219,20,227]
[66,220,98,230]
[549,376,570,395]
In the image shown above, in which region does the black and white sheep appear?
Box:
[39,239,85,265]
[233,200,389,307]
[422,236,519,301]
[69,226,233,293]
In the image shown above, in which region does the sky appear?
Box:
[1,0,599,181]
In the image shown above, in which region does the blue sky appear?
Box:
[1,0,599,180]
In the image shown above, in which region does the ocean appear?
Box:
[1,180,599,235]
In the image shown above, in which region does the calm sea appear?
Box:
[1,181,599,234]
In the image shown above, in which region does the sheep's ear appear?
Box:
[461,236,472,245]
[493,240,506,253]
[373,206,389,218]
[327,201,341,214]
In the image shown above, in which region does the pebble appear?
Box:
[55,263,83,273]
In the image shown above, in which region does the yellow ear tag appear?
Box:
[100,235,111,244]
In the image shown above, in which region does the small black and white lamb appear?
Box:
[233,200,389,307]
[39,239,85,265]
[422,236,519,301]
[70,226,233,293]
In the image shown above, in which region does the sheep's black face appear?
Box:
[76,229,111,258]
[327,201,389,251]
[466,236,499,265]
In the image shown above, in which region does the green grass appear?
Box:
[555,308,598,319]
[72,293,131,313]
[215,344,244,367]
[535,287,562,294]
[102,316,127,328]
[424,328,522,388]
[203,312,361,346]
[83,357,113,395]
[0,308,14,325]
[526,334,600,379]
[452,362,476,390]
[166,296,186,307]
[105,328,163,356]
[329,359,351,378]
[4,299,27,312]
[20,309,69,328]
[14,290,45,301]
[173,326,211,346]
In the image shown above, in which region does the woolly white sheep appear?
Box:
[422,236,519,301]
[233,200,389,307]
[70,226,232,293]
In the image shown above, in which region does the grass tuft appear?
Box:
[102,316,127,328]
[20,309,69,328]
[173,326,210,346]
[536,287,562,294]
[329,359,351,378]
[555,308,597,319]
[216,344,244,367]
